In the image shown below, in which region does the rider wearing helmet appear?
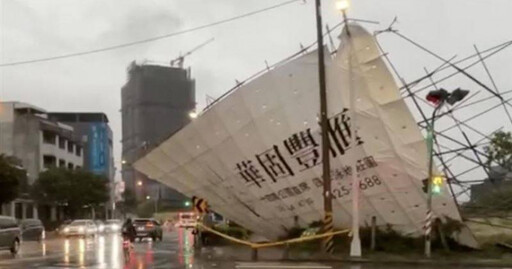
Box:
[122,218,137,242]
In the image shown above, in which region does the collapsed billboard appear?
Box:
[134,24,465,240]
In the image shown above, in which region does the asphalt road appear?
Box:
[0,228,199,269]
[0,229,505,269]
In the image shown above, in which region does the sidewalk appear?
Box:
[195,244,512,267]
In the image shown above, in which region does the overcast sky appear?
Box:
[1,0,511,189]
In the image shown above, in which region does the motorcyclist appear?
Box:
[122,218,137,242]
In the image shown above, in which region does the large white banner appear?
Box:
[134,24,464,240]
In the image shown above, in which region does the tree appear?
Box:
[31,168,109,218]
[485,131,512,170]
[0,154,27,204]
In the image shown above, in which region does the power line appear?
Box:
[0,0,301,67]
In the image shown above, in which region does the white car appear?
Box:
[61,220,97,237]
[95,220,105,233]
[104,219,122,233]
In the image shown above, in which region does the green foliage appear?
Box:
[31,168,109,218]
[465,184,512,213]
[213,224,250,240]
[0,154,28,204]
[485,131,512,169]
[283,227,305,240]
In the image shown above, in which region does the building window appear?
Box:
[59,137,66,149]
[42,131,57,145]
[68,163,74,170]
[76,146,82,157]
[58,159,66,167]
[67,141,74,153]
[43,155,56,169]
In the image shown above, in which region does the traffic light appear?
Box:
[422,178,429,193]
[432,175,444,195]
[446,88,470,105]
[426,89,449,105]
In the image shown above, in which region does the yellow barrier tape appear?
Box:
[197,223,349,249]
[254,229,349,249]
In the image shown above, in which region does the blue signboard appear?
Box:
[89,123,108,175]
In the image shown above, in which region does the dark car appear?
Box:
[133,218,163,241]
[0,216,21,254]
[20,219,45,241]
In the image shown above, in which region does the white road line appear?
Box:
[235,263,332,269]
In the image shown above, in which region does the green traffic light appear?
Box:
[432,185,441,194]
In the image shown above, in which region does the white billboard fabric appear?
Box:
[134,24,463,239]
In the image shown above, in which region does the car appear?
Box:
[94,220,105,233]
[133,218,163,241]
[20,218,45,241]
[177,212,197,229]
[61,219,97,237]
[56,219,73,235]
[104,219,122,233]
[0,216,21,255]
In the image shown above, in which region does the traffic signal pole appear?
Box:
[425,100,444,258]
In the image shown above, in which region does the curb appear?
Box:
[198,247,512,267]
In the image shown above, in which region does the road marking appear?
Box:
[235,263,332,269]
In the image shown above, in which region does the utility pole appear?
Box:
[314,0,334,254]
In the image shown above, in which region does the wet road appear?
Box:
[0,228,199,269]
[0,229,506,269]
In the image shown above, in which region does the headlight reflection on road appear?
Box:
[42,242,46,256]
[178,228,184,265]
[186,230,194,266]
[79,238,85,266]
[64,239,70,264]
[111,233,120,268]
[97,235,105,268]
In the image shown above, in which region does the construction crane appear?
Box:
[170,38,214,68]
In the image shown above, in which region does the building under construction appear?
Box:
[121,61,195,206]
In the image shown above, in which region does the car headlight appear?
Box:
[79,227,85,232]
[111,224,119,230]
[63,227,69,233]
[99,224,104,231]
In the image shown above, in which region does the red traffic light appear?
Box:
[426,89,449,105]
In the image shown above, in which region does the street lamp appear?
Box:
[424,88,468,258]
[137,180,143,186]
[336,0,350,12]
[121,160,126,165]
[146,195,150,200]
[189,110,198,119]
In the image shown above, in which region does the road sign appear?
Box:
[192,196,208,214]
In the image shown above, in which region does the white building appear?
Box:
[0,102,84,220]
